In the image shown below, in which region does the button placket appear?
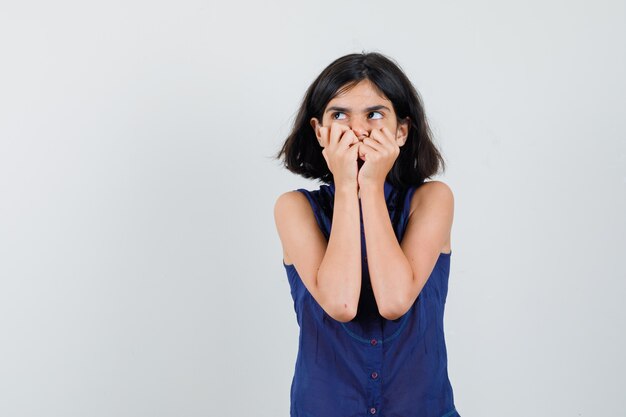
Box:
[367,336,382,415]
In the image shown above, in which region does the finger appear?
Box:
[349,141,360,158]
[358,143,377,160]
[339,129,358,149]
[362,137,385,152]
[319,126,329,148]
[369,127,393,146]
[371,128,399,154]
[381,126,402,148]
[321,148,331,168]
[329,122,351,147]
[380,126,395,139]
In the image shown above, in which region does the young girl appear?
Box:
[274,52,460,417]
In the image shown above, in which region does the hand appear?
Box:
[319,122,361,189]
[357,127,400,188]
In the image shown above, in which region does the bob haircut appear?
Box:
[275,51,446,189]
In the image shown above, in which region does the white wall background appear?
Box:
[1,1,624,416]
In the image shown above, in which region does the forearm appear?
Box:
[360,182,413,319]
[317,183,362,321]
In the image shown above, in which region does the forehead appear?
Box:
[328,79,391,105]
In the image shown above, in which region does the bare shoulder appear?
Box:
[406,180,454,253]
[273,190,323,265]
[409,180,454,217]
[274,190,308,214]
[273,190,313,233]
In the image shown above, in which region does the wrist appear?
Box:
[358,179,385,194]
[334,180,358,196]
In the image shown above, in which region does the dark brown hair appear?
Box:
[274,51,445,189]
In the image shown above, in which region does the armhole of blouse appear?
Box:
[404,185,419,217]
[295,189,329,240]
[399,185,419,242]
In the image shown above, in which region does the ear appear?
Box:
[310,117,325,147]
[395,117,410,147]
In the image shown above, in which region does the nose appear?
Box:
[351,120,370,140]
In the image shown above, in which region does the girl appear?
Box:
[274,52,460,417]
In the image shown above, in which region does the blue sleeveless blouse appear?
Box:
[283,180,460,417]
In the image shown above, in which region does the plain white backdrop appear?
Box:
[1,1,625,416]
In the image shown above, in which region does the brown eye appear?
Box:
[333,112,347,120]
[368,111,383,120]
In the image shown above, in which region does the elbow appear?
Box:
[328,303,358,323]
[379,301,411,321]
[379,271,417,320]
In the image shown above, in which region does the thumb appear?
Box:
[350,142,361,158]
[321,149,331,169]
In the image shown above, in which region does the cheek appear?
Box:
[373,120,393,132]
[386,120,399,131]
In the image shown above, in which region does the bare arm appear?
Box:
[360,180,454,319]
[274,184,362,322]
[317,182,361,321]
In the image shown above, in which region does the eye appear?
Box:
[368,111,383,120]
[332,112,347,120]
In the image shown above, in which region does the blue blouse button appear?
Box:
[371,371,378,379]
[370,338,377,346]
[370,407,377,414]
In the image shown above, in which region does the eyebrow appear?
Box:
[325,105,391,114]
